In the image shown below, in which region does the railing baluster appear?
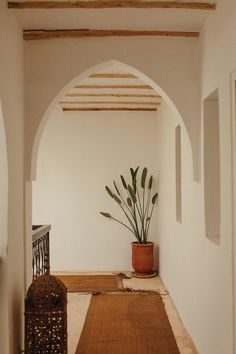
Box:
[32,225,51,280]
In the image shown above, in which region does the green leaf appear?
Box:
[141,167,148,188]
[100,212,112,218]
[128,185,137,203]
[120,175,127,190]
[105,186,114,198]
[127,197,132,207]
[113,194,122,204]
[131,167,139,183]
[133,182,137,194]
[130,168,135,178]
[152,193,158,204]
[134,167,139,179]
[131,167,139,195]
[113,181,120,196]
[148,175,153,189]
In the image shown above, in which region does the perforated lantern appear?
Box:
[25,274,67,354]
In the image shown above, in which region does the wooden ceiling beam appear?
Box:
[60,101,161,105]
[8,1,216,10]
[23,29,199,40]
[89,73,136,78]
[74,84,153,89]
[63,107,157,111]
[65,93,161,98]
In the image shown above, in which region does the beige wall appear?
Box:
[33,108,159,271]
[0,2,25,353]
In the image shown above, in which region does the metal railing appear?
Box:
[32,225,51,280]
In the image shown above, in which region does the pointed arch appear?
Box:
[30,59,195,181]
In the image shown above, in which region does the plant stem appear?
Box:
[119,187,141,240]
[119,204,137,235]
[119,192,135,219]
[146,203,155,238]
[143,187,145,220]
[143,188,151,242]
[133,204,142,242]
[111,217,138,238]
[136,188,144,220]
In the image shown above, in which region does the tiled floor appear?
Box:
[58,272,198,354]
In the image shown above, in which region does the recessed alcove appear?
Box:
[203,89,221,244]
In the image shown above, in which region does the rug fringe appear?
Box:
[80,287,169,296]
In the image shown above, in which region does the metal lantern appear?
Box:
[25,274,67,354]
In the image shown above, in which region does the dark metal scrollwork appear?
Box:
[32,225,51,280]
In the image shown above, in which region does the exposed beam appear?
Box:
[74,85,153,89]
[60,101,161,105]
[63,107,157,111]
[23,29,199,40]
[8,1,216,10]
[65,93,161,98]
[89,73,136,78]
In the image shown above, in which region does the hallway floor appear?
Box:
[56,272,198,354]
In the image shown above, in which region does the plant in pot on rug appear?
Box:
[100,167,158,278]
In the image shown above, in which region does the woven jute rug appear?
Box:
[76,293,180,354]
[56,274,123,293]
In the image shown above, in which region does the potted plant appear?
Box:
[100,167,158,277]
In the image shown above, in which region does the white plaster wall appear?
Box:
[200,0,236,352]
[33,108,159,271]
[157,101,232,354]
[0,3,25,353]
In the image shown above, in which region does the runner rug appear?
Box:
[56,274,122,293]
[75,293,180,354]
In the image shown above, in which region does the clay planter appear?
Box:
[131,241,155,277]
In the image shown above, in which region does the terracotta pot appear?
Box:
[131,241,154,275]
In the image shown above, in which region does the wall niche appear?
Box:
[203,89,221,245]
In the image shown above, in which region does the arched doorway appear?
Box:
[29,60,193,274]
[25,60,205,354]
